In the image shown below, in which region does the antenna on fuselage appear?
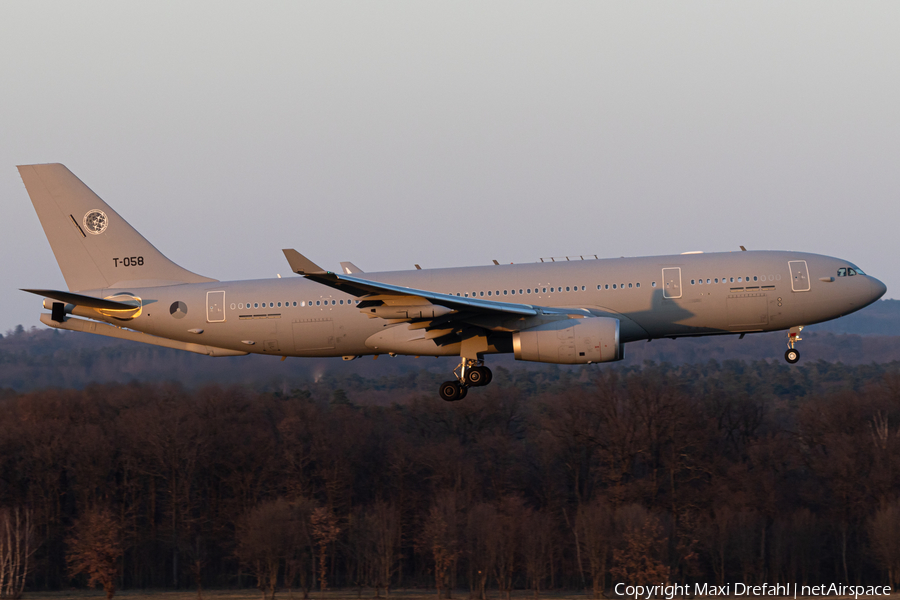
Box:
[740,246,747,251]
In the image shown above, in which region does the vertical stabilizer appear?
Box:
[18,164,216,291]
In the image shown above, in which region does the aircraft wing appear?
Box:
[284,249,538,317]
[282,249,597,349]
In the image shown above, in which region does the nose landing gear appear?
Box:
[784,326,803,364]
[438,358,493,401]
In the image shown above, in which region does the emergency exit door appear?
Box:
[788,261,810,292]
[207,291,226,322]
[662,267,682,299]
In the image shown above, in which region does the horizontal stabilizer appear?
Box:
[282,249,326,274]
[21,288,137,310]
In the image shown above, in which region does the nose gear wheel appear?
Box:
[784,326,803,364]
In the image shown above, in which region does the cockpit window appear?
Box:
[854,267,865,275]
[838,268,847,277]
[848,268,858,276]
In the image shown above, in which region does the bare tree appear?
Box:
[491,496,524,600]
[870,500,900,590]
[521,507,555,598]
[0,508,37,599]
[66,507,124,600]
[310,507,340,592]
[576,498,613,598]
[418,499,460,600]
[235,498,296,600]
[366,501,400,598]
[609,506,670,586]
[465,503,497,600]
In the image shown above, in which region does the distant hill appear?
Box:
[2,299,897,391]
[805,298,900,335]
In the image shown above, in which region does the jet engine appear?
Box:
[512,317,621,364]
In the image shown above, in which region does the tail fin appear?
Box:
[18,164,216,291]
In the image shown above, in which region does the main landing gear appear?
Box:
[784,326,803,364]
[439,358,493,401]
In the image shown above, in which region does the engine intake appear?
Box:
[513,317,621,364]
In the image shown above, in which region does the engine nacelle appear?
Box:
[513,317,621,364]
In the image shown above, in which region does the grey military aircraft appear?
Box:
[18,164,887,400]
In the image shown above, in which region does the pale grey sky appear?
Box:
[2,2,898,335]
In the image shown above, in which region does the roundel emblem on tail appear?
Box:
[83,209,108,235]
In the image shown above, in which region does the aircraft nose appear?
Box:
[870,277,887,301]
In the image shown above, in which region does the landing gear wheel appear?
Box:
[785,349,800,364]
[482,367,493,385]
[457,386,468,400]
[439,381,463,402]
[465,366,490,387]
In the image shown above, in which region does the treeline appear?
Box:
[4,321,900,393]
[2,361,900,596]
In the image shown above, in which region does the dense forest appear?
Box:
[3,360,900,596]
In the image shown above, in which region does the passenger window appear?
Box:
[691,280,695,285]
[277,302,282,307]
[527,289,532,294]
[542,288,547,293]
[651,282,656,287]
[628,283,632,288]
[838,268,847,277]
[316,301,320,306]
[636,283,640,288]
[503,290,508,295]
[714,278,718,283]
[566,286,570,292]
[519,289,524,294]
[730,277,734,283]
[597,285,601,290]
[706,279,710,284]
[613,284,617,289]
[738,277,742,282]
[605,284,609,289]
[487,291,491,296]
[753,276,758,281]
[254,303,259,308]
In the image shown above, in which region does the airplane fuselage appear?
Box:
[75,250,883,359]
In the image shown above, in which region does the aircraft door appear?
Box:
[206,291,226,322]
[788,261,810,292]
[662,267,682,299]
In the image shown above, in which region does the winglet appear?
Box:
[340,261,364,275]
[282,249,327,275]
